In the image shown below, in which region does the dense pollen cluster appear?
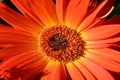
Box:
[40,26,86,62]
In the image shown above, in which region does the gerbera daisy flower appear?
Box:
[0,0,120,80]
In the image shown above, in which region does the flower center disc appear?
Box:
[48,34,69,51]
[40,26,85,62]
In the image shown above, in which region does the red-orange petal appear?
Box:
[0,24,37,47]
[0,51,38,70]
[1,56,47,80]
[86,37,120,48]
[42,0,58,24]
[86,43,112,49]
[0,3,42,34]
[11,0,54,26]
[88,48,120,62]
[80,58,114,80]
[0,45,37,60]
[65,0,89,28]
[87,37,120,44]
[0,25,37,47]
[86,51,120,72]
[77,0,109,32]
[26,0,57,25]
[66,63,85,80]
[86,0,114,19]
[11,0,45,25]
[17,57,48,80]
[74,61,96,80]
[82,25,120,40]
[0,32,36,43]
[56,0,70,24]
[41,62,66,80]
[0,24,33,36]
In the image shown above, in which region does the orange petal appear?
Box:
[2,56,47,80]
[86,43,112,49]
[56,0,70,24]
[0,24,37,46]
[65,0,89,28]
[77,0,109,32]
[87,37,120,43]
[0,46,37,60]
[6,67,39,80]
[86,51,120,72]
[17,57,48,80]
[0,3,42,34]
[74,61,96,80]
[80,58,114,80]
[0,24,37,47]
[82,18,104,32]
[82,25,120,40]
[87,14,120,29]
[11,0,46,26]
[42,0,58,24]
[0,24,34,37]
[12,0,45,25]
[41,62,67,80]
[0,32,36,44]
[0,51,38,70]
[66,63,85,80]
[88,48,120,62]
[81,6,114,31]
[86,0,114,20]
[86,37,120,48]
[26,0,57,26]
[0,42,36,48]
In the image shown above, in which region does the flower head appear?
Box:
[0,0,120,80]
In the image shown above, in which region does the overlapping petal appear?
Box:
[74,61,96,80]
[0,3,42,34]
[11,0,58,26]
[41,62,67,80]
[66,63,85,80]
[86,37,120,48]
[80,58,114,80]
[88,48,120,62]
[0,24,38,48]
[65,0,89,28]
[77,0,114,32]
[56,0,70,24]
[82,25,120,40]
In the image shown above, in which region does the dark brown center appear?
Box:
[40,26,85,62]
[48,34,69,51]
